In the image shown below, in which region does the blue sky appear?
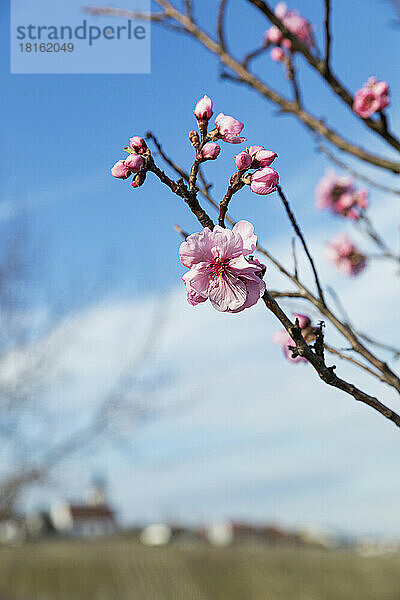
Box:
[2,1,400,535]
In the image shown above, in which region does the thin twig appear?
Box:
[217,0,228,51]
[324,344,390,384]
[286,53,302,107]
[291,238,298,278]
[246,0,400,154]
[219,173,245,227]
[317,142,400,196]
[263,291,400,429]
[242,44,269,69]
[277,185,326,304]
[323,0,332,74]
[358,214,400,264]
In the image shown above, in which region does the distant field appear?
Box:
[0,537,399,600]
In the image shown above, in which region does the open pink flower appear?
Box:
[251,167,279,195]
[353,77,390,118]
[214,113,246,144]
[265,2,313,52]
[315,170,368,219]
[179,221,266,312]
[273,313,313,363]
[325,234,367,276]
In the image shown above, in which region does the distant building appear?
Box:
[50,480,117,537]
[0,510,25,544]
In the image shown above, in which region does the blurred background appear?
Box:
[1,0,400,598]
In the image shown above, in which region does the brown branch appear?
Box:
[357,214,400,264]
[217,0,228,51]
[219,173,245,227]
[323,0,332,74]
[277,185,326,304]
[246,0,400,154]
[317,142,400,196]
[94,0,400,173]
[146,132,400,393]
[324,344,389,384]
[145,154,214,229]
[286,53,302,107]
[262,291,400,429]
[242,44,269,69]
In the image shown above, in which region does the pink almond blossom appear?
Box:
[315,170,368,219]
[214,113,246,144]
[353,77,390,118]
[325,234,367,276]
[251,166,279,195]
[179,221,266,313]
[273,313,313,363]
[265,2,313,52]
[194,95,213,120]
[111,160,130,179]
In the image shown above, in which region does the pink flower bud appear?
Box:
[131,170,146,188]
[111,160,130,179]
[275,2,289,19]
[124,153,144,173]
[189,130,199,146]
[214,113,246,144]
[266,25,283,44]
[234,151,252,170]
[194,95,213,120]
[270,47,285,62]
[252,149,278,167]
[250,167,279,195]
[248,145,264,156]
[200,142,220,160]
[129,136,147,153]
[282,38,292,49]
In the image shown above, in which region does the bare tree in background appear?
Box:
[0,218,171,512]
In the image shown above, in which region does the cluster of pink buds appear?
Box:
[111,136,148,188]
[273,313,313,363]
[234,146,279,195]
[179,221,266,313]
[353,77,390,118]
[193,95,246,144]
[315,170,368,220]
[265,2,314,63]
[325,234,367,276]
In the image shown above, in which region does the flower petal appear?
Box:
[232,220,257,255]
